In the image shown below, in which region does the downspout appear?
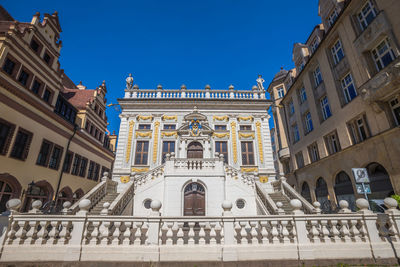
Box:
[52,123,78,213]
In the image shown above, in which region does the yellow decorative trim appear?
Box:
[162,115,178,121]
[231,122,237,163]
[153,122,160,163]
[213,115,229,122]
[238,132,255,139]
[213,132,230,138]
[136,115,153,121]
[237,116,254,122]
[120,176,130,183]
[131,167,149,173]
[136,131,152,138]
[259,176,268,183]
[241,167,259,173]
[256,121,264,164]
[125,121,134,163]
[161,131,178,138]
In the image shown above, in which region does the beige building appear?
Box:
[268,0,400,212]
[0,7,115,212]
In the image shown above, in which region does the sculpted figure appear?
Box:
[126,73,134,89]
[256,75,265,91]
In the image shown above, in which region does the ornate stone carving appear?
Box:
[259,176,268,183]
[136,115,154,121]
[241,167,258,173]
[237,116,254,122]
[153,122,160,163]
[161,131,178,138]
[120,176,130,183]
[125,121,134,163]
[126,73,133,89]
[238,132,255,139]
[212,132,230,138]
[256,75,265,91]
[131,167,149,173]
[136,131,152,138]
[213,115,229,122]
[231,121,238,163]
[162,115,178,121]
[255,121,264,164]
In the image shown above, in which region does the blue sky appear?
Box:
[3,1,321,134]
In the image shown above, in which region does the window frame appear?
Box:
[295,151,305,169]
[0,118,16,156]
[320,96,332,120]
[9,128,33,161]
[299,87,307,104]
[390,97,400,126]
[215,141,228,163]
[304,112,314,133]
[324,131,341,155]
[134,141,149,165]
[357,0,377,31]
[62,151,74,173]
[241,141,255,166]
[292,124,300,143]
[48,145,63,170]
[161,141,175,164]
[341,73,358,103]
[308,143,320,163]
[36,139,54,167]
[71,154,82,176]
[331,39,345,65]
[328,8,339,27]
[277,86,285,98]
[79,157,88,177]
[313,66,323,87]
[138,124,151,130]
[347,114,371,145]
[372,38,396,72]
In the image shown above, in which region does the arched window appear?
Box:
[367,163,394,210]
[315,178,331,213]
[187,142,203,159]
[334,171,356,211]
[72,189,84,204]
[0,174,22,214]
[301,182,312,204]
[55,187,73,212]
[23,181,53,212]
[184,182,205,216]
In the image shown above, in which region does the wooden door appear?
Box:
[184,183,205,216]
[187,142,203,158]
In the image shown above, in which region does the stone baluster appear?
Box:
[309,220,320,243]
[249,221,258,245]
[239,221,248,244]
[187,222,195,245]
[14,220,27,244]
[330,220,341,242]
[260,221,269,244]
[122,221,132,245]
[90,221,100,245]
[166,222,174,245]
[48,221,60,245]
[198,222,206,245]
[209,222,217,245]
[339,220,351,242]
[281,220,290,243]
[349,220,361,242]
[24,220,37,245]
[176,222,184,245]
[58,220,69,245]
[270,220,279,243]
[35,221,48,245]
[320,220,331,243]
[6,220,17,244]
[112,221,121,245]
[134,222,142,245]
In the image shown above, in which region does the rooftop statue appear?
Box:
[256,74,265,91]
[126,73,134,89]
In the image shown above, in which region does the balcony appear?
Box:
[354,11,392,53]
[278,147,290,160]
[164,156,225,176]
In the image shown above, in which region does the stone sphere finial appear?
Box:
[222,200,233,211]
[79,199,91,211]
[384,198,398,209]
[157,84,163,90]
[313,201,321,208]
[356,198,369,211]
[6,199,21,211]
[252,85,258,91]
[205,84,211,90]
[229,85,234,90]
[290,199,302,213]
[151,199,162,211]
[63,201,71,209]
[276,202,283,208]
[181,84,187,90]
[339,200,349,209]
[31,200,42,210]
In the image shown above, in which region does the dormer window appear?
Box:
[311,38,319,53]
[277,86,284,98]
[328,8,339,27]
[357,0,377,31]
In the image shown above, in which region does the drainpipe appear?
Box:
[51,123,78,213]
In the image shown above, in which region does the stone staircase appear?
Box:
[89,192,119,215]
[269,191,293,214]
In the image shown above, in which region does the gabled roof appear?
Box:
[61,88,95,109]
[0,5,14,21]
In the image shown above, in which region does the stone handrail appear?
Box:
[2,202,400,264]
[134,164,165,187]
[69,180,107,214]
[124,88,266,100]
[255,181,278,215]
[108,182,134,215]
[224,164,255,188]
[280,179,316,214]
[173,158,217,170]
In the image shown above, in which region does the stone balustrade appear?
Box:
[164,157,225,176]
[124,87,266,100]
[1,197,400,264]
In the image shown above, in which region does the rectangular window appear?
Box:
[215,141,228,163]
[94,163,100,181]
[0,119,15,156]
[341,73,358,103]
[324,131,341,155]
[347,115,371,144]
[79,157,88,177]
[162,141,175,163]
[43,89,51,103]
[87,161,95,180]
[372,38,396,71]
[289,100,295,115]
[358,0,377,31]
[163,124,176,130]
[241,141,254,165]
[30,39,40,53]
[331,39,345,65]
[135,141,149,165]
[215,125,227,131]
[138,124,151,130]
[308,143,320,163]
[2,58,16,75]
[328,8,339,26]
[277,86,284,98]
[313,66,323,87]
[62,151,73,173]
[299,87,307,104]
[295,152,304,169]
[10,129,32,160]
[49,145,63,170]
[43,52,52,65]
[36,140,53,166]
[311,38,319,53]
[18,70,30,86]
[320,96,332,120]
[240,125,252,131]
[304,112,314,133]
[71,155,81,176]
[390,97,400,126]
[31,80,42,95]
[292,124,300,143]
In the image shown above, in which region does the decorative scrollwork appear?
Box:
[125,121,134,163]
[161,131,178,138]
[256,121,264,164]
[213,115,229,122]
[131,167,149,173]
[241,167,258,173]
[162,115,178,121]
[231,121,237,163]
[136,115,153,121]
[212,132,230,138]
[153,122,160,163]
[120,176,130,183]
[136,131,152,138]
[259,176,268,183]
[237,116,254,122]
[238,132,255,139]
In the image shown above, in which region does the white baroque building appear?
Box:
[112,77,277,217]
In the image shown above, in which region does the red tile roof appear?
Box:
[61,88,95,109]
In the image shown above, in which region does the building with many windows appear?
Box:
[268,0,400,212]
[0,7,115,212]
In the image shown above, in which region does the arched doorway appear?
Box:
[334,171,356,211]
[301,182,312,204]
[23,181,53,212]
[72,188,84,204]
[187,142,203,159]
[315,177,332,213]
[55,187,73,212]
[366,163,394,211]
[184,182,205,216]
[0,174,22,214]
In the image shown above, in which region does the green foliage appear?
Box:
[391,194,400,207]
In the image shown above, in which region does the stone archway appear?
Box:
[22,180,53,212]
[366,162,394,200]
[334,171,356,211]
[301,182,312,204]
[187,142,203,159]
[315,177,332,213]
[0,174,22,213]
[183,182,205,216]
